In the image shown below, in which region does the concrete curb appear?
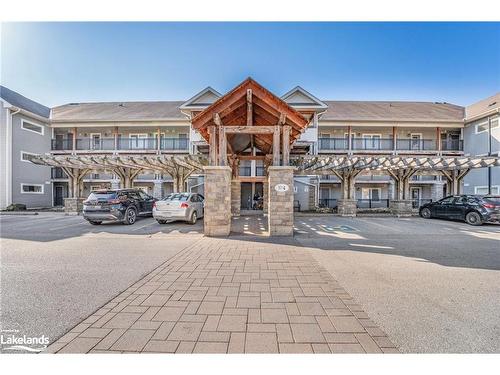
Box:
[0,211,39,216]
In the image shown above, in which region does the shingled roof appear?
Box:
[321,101,464,122]
[465,93,500,121]
[0,86,51,118]
[51,101,186,122]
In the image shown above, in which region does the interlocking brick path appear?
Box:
[45,237,398,353]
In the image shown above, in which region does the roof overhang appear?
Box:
[191,78,310,154]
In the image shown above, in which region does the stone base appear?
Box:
[203,166,232,237]
[390,200,413,217]
[268,166,294,236]
[337,199,357,217]
[231,180,241,217]
[64,198,85,215]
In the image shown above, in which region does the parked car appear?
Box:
[83,189,156,225]
[419,195,500,226]
[153,192,204,224]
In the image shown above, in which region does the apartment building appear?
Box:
[463,93,500,195]
[0,84,497,211]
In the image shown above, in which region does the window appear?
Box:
[21,183,44,194]
[20,151,37,163]
[475,117,499,134]
[138,190,151,200]
[362,134,381,149]
[90,185,103,191]
[361,188,381,201]
[21,120,44,135]
[475,186,500,195]
[439,196,455,204]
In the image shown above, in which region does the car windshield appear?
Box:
[483,197,500,204]
[164,193,189,202]
[87,192,117,200]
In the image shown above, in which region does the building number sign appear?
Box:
[274,184,289,192]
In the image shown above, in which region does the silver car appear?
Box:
[153,192,204,224]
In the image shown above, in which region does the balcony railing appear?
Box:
[357,199,390,209]
[239,166,252,176]
[396,139,436,151]
[352,138,393,151]
[318,137,463,152]
[51,167,68,179]
[51,137,189,151]
[441,139,463,151]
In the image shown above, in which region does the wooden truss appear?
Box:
[294,155,500,198]
[30,154,208,197]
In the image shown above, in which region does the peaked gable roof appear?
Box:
[179,87,222,110]
[0,85,50,118]
[281,86,328,110]
[465,92,500,121]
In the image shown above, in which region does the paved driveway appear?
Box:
[294,216,500,353]
[0,213,203,352]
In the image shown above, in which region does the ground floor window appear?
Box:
[474,186,500,195]
[361,187,381,201]
[21,183,44,194]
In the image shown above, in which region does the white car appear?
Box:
[153,192,204,224]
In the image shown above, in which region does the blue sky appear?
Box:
[1,22,499,107]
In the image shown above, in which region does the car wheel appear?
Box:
[123,208,137,225]
[88,221,102,225]
[465,211,482,226]
[189,211,197,225]
[420,207,432,219]
[156,219,166,224]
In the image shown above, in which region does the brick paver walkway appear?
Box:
[45,237,398,353]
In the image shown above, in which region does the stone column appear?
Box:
[389,200,413,217]
[431,181,445,201]
[267,166,294,236]
[153,180,164,199]
[64,197,85,215]
[203,166,232,236]
[337,199,357,216]
[231,179,241,217]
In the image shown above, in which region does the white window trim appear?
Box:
[411,186,422,199]
[474,119,496,134]
[362,187,381,201]
[21,119,44,136]
[20,183,44,194]
[20,150,38,163]
[474,185,500,194]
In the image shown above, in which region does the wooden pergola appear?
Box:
[294,155,500,199]
[30,154,207,198]
[191,78,309,176]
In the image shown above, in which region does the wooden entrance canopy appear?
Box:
[191,78,309,167]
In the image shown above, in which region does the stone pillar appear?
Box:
[203,166,232,236]
[64,197,85,215]
[390,200,413,217]
[231,179,241,217]
[268,166,294,236]
[337,199,357,217]
[153,180,164,199]
[431,181,445,201]
[263,179,268,214]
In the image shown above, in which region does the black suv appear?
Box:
[419,195,500,226]
[83,189,157,225]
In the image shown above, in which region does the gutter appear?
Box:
[464,108,500,124]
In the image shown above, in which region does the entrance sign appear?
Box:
[274,183,289,192]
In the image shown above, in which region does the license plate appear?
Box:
[165,212,172,217]
[87,205,101,210]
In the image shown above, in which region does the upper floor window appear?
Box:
[475,117,499,134]
[21,119,44,135]
[21,183,44,194]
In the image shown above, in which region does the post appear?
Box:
[282,125,291,166]
[72,127,77,153]
[157,126,161,154]
[247,89,253,126]
[392,126,397,153]
[203,166,232,236]
[273,125,280,166]
[347,126,352,153]
[209,126,218,166]
[437,127,441,153]
[114,126,119,152]
[219,126,227,166]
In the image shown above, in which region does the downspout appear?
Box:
[5,106,20,207]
